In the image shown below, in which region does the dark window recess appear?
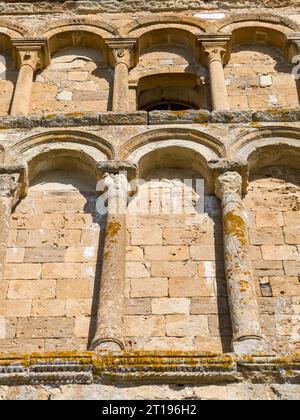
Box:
[145,102,194,111]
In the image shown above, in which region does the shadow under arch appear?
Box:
[233,126,300,164]
[247,144,300,175]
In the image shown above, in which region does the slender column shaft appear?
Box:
[91,162,136,352]
[11,50,40,116]
[112,61,129,113]
[216,171,266,354]
[207,48,230,111]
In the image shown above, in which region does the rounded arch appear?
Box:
[136,27,199,58]
[40,18,118,39]
[40,19,118,58]
[234,127,300,172]
[5,130,115,172]
[120,128,225,162]
[0,19,30,39]
[214,13,299,34]
[122,16,209,37]
[247,143,300,175]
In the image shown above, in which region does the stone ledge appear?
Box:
[1,109,300,129]
[0,1,297,15]
[0,351,299,386]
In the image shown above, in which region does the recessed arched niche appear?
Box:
[31,30,113,115]
[243,145,300,355]
[124,143,232,353]
[3,148,104,353]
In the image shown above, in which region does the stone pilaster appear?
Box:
[10,38,50,116]
[198,35,231,112]
[0,165,27,285]
[90,161,137,352]
[105,39,138,113]
[210,159,267,355]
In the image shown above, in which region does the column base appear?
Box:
[90,337,125,353]
[233,336,271,356]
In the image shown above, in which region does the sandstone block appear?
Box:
[249,228,284,245]
[5,248,25,263]
[42,263,87,279]
[31,299,66,317]
[126,246,143,262]
[4,263,42,280]
[126,262,150,278]
[256,212,284,227]
[56,278,93,299]
[131,229,162,245]
[16,317,75,338]
[130,278,168,298]
[151,298,190,315]
[65,299,92,317]
[261,245,298,261]
[7,280,56,300]
[144,246,189,261]
[151,261,197,278]
[1,299,31,317]
[24,247,65,263]
[190,245,217,261]
[123,298,151,315]
[166,315,209,337]
[74,317,90,338]
[123,315,165,337]
[65,246,99,262]
[169,277,215,297]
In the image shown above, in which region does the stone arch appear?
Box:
[122,16,209,37]
[6,133,107,353]
[40,18,118,39]
[241,126,300,356]
[120,128,225,160]
[121,128,225,192]
[214,13,298,34]
[0,19,30,39]
[234,126,300,168]
[5,130,115,170]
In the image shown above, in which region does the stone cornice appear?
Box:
[1,109,300,129]
[0,351,299,385]
[0,1,298,16]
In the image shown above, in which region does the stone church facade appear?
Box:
[0,0,300,400]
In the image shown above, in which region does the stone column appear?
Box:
[91,161,137,352]
[105,39,138,113]
[0,165,27,284]
[215,170,266,354]
[10,38,50,116]
[198,36,231,111]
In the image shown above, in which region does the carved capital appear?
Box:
[97,160,138,178]
[0,164,28,207]
[105,38,138,68]
[198,34,231,66]
[12,38,50,71]
[215,171,243,201]
[208,158,248,196]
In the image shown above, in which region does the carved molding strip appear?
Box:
[0,1,299,15]
[0,351,299,385]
